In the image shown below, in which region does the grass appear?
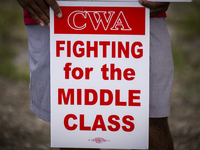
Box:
[166,0,200,109]
[167,0,200,40]
[0,0,29,81]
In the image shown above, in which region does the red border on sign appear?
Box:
[54,6,145,35]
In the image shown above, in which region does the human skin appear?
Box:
[17,0,170,26]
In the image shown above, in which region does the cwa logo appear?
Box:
[54,6,145,35]
[67,10,132,31]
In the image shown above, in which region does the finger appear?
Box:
[139,0,170,17]
[25,6,46,27]
[17,0,49,27]
[36,0,50,18]
[149,5,166,16]
[139,0,168,10]
[35,0,51,26]
[139,0,156,9]
[45,0,62,18]
[150,4,169,16]
[29,3,50,26]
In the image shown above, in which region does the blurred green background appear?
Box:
[0,0,200,149]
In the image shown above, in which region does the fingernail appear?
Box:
[139,0,143,4]
[40,22,45,27]
[48,23,50,28]
[57,13,62,18]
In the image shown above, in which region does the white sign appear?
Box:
[50,1,149,149]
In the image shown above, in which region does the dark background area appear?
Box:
[0,0,200,149]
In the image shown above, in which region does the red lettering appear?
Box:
[77,89,82,105]
[123,68,135,81]
[128,90,141,106]
[67,41,71,57]
[56,41,65,57]
[86,41,98,57]
[73,41,84,57]
[63,114,135,132]
[71,67,84,79]
[122,115,135,132]
[99,41,110,58]
[85,68,94,79]
[100,89,113,105]
[131,41,143,58]
[63,63,72,79]
[110,63,122,80]
[118,41,129,58]
[80,114,91,131]
[85,89,98,105]
[57,40,144,59]
[101,63,135,81]
[58,88,140,106]
[115,89,126,106]
[64,114,77,130]
[92,115,107,131]
[101,64,109,80]
[64,62,93,80]
[108,115,120,131]
[112,41,116,58]
[58,88,74,105]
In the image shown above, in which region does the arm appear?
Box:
[139,0,170,17]
[17,0,62,27]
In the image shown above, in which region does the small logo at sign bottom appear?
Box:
[88,137,110,143]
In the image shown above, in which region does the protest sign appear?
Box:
[50,1,149,149]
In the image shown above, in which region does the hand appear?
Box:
[17,0,62,27]
[139,0,170,17]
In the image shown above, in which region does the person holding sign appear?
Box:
[17,0,174,149]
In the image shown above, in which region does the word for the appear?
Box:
[63,62,135,80]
